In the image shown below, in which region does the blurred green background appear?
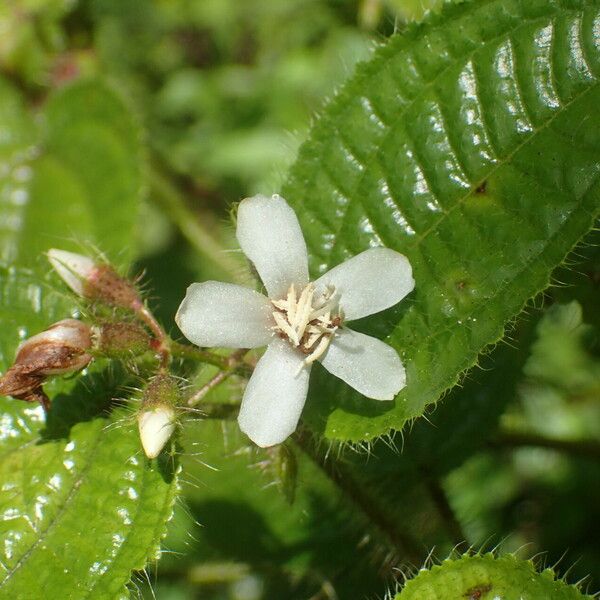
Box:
[0,1,598,599]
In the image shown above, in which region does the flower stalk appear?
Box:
[48,249,171,367]
[187,349,249,407]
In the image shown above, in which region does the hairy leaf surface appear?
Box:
[283,0,600,441]
[0,267,178,599]
[395,553,591,599]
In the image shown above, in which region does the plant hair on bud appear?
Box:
[48,248,141,309]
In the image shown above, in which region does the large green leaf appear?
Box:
[0,267,178,599]
[0,77,142,269]
[283,0,600,441]
[394,553,591,599]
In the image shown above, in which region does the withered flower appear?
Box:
[0,319,93,410]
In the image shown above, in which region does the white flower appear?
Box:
[176,194,415,447]
[138,405,176,459]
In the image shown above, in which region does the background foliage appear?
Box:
[0,0,598,599]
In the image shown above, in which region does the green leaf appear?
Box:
[394,553,592,599]
[283,0,600,441]
[0,77,143,270]
[0,266,178,599]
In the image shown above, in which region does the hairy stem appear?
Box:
[420,469,467,547]
[170,341,253,375]
[132,300,171,368]
[169,341,229,370]
[191,402,240,420]
[293,427,423,566]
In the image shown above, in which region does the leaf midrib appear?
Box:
[294,2,595,266]
[393,170,599,412]
[0,421,105,589]
[385,83,598,344]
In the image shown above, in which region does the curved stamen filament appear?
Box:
[271,283,341,364]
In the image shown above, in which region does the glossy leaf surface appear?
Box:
[0,79,173,598]
[283,0,600,441]
[0,267,178,599]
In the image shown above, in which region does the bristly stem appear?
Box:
[132,300,171,368]
[170,340,253,376]
[189,402,240,420]
[293,426,424,566]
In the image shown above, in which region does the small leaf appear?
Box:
[283,0,600,441]
[395,553,592,599]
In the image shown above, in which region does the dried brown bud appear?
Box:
[15,319,92,375]
[0,368,44,398]
[0,319,92,409]
[47,249,140,309]
[94,322,153,359]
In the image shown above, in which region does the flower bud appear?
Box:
[0,368,44,399]
[14,319,92,375]
[137,374,180,459]
[93,322,152,359]
[47,249,140,309]
[0,319,92,410]
[47,249,95,297]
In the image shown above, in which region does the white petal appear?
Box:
[238,338,310,447]
[176,281,273,348]
[319,328,405,400]
[315,247,414,321]
[47,249,96,296]
[236,194,309,299]
[138,405,176,459]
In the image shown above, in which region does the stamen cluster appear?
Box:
[271,283,341,364]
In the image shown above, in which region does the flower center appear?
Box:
[271,283,341,364]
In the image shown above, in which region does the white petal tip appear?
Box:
[238,418,289,448]
[138,405,176,459]
[47,249,96,296]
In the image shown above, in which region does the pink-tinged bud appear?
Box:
[137,374,180,458]
[47,249,96,297]
[47,248,140,309]
[15,319,93,375]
